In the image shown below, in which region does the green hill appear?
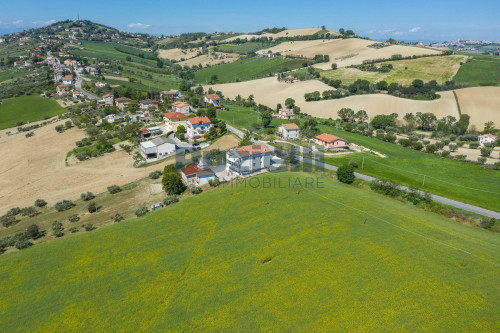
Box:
[0,95,66,129]
[0,172,498,331]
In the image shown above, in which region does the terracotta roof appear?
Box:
[483,134,498,139]
[205,94,220,101]
[138,129,150,134]
[181,164,213,176]
[172,101,190,108]
[162,89,179,95]
[188,117,211,125]
[164,111,188,120]
[73,91,81,94]
[315,133,345,143]
[234,144,270,157]
[57,84,68,88]
[140,99,158,104]
[103,94,113,98]
[282,123,299,130]
[62,75,73,79]
[115,97,131,102]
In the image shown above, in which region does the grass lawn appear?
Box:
[322,55,466,85]
[0,69,22,84]
[0,171,498,331]
[453,54,500,86]
[0,95,66,130]
[195,57,309,84]
[316,125,500,211]
[216,101,259,128]
[104,78,163,92]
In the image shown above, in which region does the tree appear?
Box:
[331,63,337,70]
[337,164,355,184]
[209,74,218,84]
[425,144,438,154]
[55,125,64,133]
[339,28,345,35]
[483,121,495,132]
[276,103,282,112]
[65,120,73,129]
[162,166,186,195]
[261,111,272,128]
[337,108,355,122]
[25,224,40,239]
[480,147,492,157]
[87,201,97,213]
[403,113,417,131]
[34,199,47,207]
[355,110,368,123]
[375,80,388,90]
[285,98,295,109]
[453,114,470,135]
[370,114,395,129]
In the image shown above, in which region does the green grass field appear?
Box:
[0,172,498,331]
[316,126,500,211]
[322,55,466,85]
[67,41,157,67]
[0,95,66,129]
[453,54,500,86]
[195,57,308,84]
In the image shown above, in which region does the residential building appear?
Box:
[115,97,131,111]
[160,89,182,100]
[226,144,272,176]
[181,163,216,186]
[24,60,33,67]
[139,99,159,110]
[54,69,64,81]
[95,81,106,88]
[56,84,69,95]
[315,133,347,148]
[277,108,295,120]
[171,101,193,115]
[89,68,99,76]
[13,61,22,67]
[204,94,221,107]
[103,94,114,106]
[186,117,212,139]
[163,111,188,131]
[72,91,82,99]
[138,128,151,139]
[140,137,177,160]
[478,134,498,146]
[277,123,301,140]
[62,75,73,85]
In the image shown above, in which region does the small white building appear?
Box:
[62,75,73,85]
[226,143,272,176]
[181,162,216,186]
[140,137,177,160]
[277,123,301,140]
[103,94,114,106]
[95,81,106,88]
[72,91,82,99]
[187,117,212,139]
[171,101,193,115]
[478,134,498,146]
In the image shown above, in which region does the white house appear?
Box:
[478,134,498,146]
[181,162,216,186]
[186,117,212,139]
[171,101,193,115]
[276,108,295,120]
[277,123,301,140]
[204,93,221,107]
[103,94,114,106]
[89,68,99,76]
[160,89,182,100]
[226,143,272,176]
[62,75,73,85]
[95,81,106,88]
[140,137,177,160]
[72,91,82,99]
[139,99,159,110]
[54,70,64,81]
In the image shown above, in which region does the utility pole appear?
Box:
[422,175,426,187]
[362,156,365,170]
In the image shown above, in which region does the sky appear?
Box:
[1,0,499,42]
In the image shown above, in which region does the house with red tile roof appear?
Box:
[277,123,301,140]
[160,89,182,100]
[62,75,73,85]
[102,94,114,106]
[171,101,193,114]
[115,97,131,111]
[163,112,188,131]
[56,84,69,95]
[139,99,159,110]
[181,163,216,186]
[204,94,221,106]
[478,134,498,146]
[72,91,82,99]
[138,128,151,139]
[226,143,272,176]
[315,133,347,148]
[187,117,212,139]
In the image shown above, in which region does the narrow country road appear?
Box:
[75,73,98,100]
[226,124,245,139]
[300,157,500,219]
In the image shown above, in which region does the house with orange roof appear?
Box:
[181,162,216,186]
[186,117,212,139]
[139,99,159,110]
[226,143,272,176]
[171,101,193,115]
[72,91,82,100]
[163,111,188,131]
[160,89,182,100]
[204,93,221,107]
[95,81,106,88]
[478,134,498,146]
[277,123,301,140]
[62,75,73,85]
[56,84,69,95]
[315,133,347,148]
[102,94,114,106]
[277,107,295,120]
[115,97,131,111]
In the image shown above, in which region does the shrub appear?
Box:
[80,192,95,201]
[34,199,47,207]
[477,157,487,165]
[449,144,458,152]
[348,160,358,168]
[163,196,179,206]
[55,125,64,133]
[435,142,445,149]
[15,239,32,250]
[113,213,124,222]
[403,188,432,205]
[337,164,355,184]
[449,135,456,141]
[135,204,149,217]
[65,120,73,129]
[1,215,18,227]
[423,140,430,145]
[440,151,450,158]
[425,144,438,154]
[149,170,162,179]
[190,186,203,194]
[208,178,220,187]
[82,223,95,231]
[69,227,79,233]
[469,142,479,149]
[480,147,492,157]
[412,142,424,151]
[87,201,97,213]
[25,224,40,239]
[107,185,122,194]
[455,154,466,161]
[370,179,402,197]
[21,206,38,217]
[52,221,64,237]
[54,200,75,212]
[68,214,80,223]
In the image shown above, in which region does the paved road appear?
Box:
[75,73,98,100]
[226,124,244,139]
[299,157,500,219]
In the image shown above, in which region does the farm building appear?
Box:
[56,84,69,95]
[276,108,295,120]
[160,89,182,100]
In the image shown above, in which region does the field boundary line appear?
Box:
[303,187,499,267]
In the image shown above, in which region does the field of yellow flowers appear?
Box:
[0,172,498,331]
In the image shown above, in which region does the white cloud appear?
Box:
[12,20,23,25]
[127,23,150,29]
[394,31,404,35]
[33,19,56,25]
[409,27,421,33]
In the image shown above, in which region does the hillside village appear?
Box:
[0,15,499,332]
